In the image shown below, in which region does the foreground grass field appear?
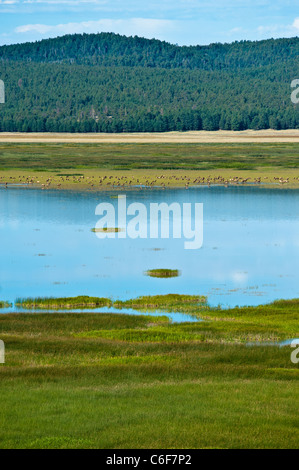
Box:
[0,299,298,449]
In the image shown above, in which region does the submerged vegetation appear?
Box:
[145,269,181,278]
[91,227,123,233]
[0,298,298,448]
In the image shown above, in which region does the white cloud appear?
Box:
[293,17,299,30]
[230,27,244,33]
[256,17,299,37]
[14,18,177,38]
[16,23,51,33]
[231,271,248,283]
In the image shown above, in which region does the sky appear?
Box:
[0,0,298,47]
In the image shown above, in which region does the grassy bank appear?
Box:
[8,295,299,341]
[0,299,298,448]
[0,142,299,188]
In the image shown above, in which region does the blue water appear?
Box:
[1,185,299,318]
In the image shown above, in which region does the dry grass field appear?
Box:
[0,130,299,144]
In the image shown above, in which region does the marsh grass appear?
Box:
[113,294,207,312]
[1,143,299,191]
[0,300,298,448]
[15,294,207,313]
[15,296,112,310]
[0,301,11,309]
[0,142,298,171]
[11,295,299,343]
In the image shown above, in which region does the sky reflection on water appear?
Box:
[1,185,299,317]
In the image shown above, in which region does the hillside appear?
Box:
[1,33,298,69]
[0,33,298,133]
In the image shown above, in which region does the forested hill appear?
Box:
[0,33,298,133]
[1,33,298,70]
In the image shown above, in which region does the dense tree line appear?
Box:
[0,34,298,132]
[1,33,298,71]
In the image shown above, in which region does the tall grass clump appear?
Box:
[15,296,112,310]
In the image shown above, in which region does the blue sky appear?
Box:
[0,0,298,46]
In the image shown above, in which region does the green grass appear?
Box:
[0,299,298,448]
[0,142,298,171]
[199,299,299,342]
[74,325,205,343]
[145,269,181,278]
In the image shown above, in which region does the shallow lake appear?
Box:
[1,185,299,318]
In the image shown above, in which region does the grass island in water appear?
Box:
[145,269,181,278]
[15,296,113,310]
[15,294,207,314]
[113,294,207,312]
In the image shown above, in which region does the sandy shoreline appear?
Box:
[1,130,299,144]
[1,168,299,189]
